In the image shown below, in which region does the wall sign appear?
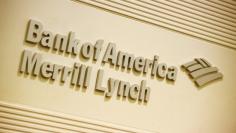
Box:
[18,19,223,104]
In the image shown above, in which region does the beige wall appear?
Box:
[0,0,236,133]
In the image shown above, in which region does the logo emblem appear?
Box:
[182,58,223,87]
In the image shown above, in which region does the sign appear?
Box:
[18,19,223,104]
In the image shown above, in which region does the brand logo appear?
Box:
[17,19,224,103]
[182,58,223,87]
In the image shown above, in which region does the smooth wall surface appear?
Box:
[0,0,236,133]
